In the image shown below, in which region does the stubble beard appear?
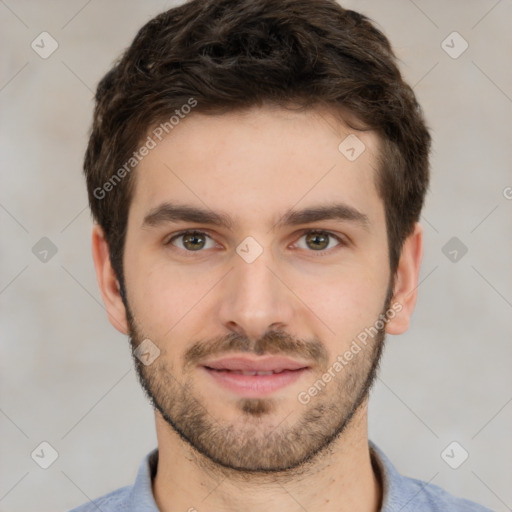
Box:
[124,291,390,477]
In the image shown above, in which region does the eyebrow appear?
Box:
[142,201,370,232]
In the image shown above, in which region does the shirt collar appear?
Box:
[130,441,408,511]
[128,447,160,511]
[369,440,424,511]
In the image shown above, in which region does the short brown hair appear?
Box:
[84,0,431,296]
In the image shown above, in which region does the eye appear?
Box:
[166,230,216,252]
[293,230,345,252]
[165,229,346,256]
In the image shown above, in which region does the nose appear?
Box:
[216,245,296,342]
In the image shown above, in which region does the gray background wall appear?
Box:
[1,1,511,511]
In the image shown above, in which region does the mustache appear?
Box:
[183,330,329,370]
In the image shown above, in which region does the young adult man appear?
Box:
[70,0,493,510]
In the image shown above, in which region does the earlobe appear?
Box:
[385,223,423,335]
[91,224,130,335]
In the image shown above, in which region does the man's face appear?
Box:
[120,105,392,473]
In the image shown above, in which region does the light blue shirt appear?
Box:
[68,441,494,511]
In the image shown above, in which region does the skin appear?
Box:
[92,104,423,512]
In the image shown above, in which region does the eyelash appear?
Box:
[164,229,347,257]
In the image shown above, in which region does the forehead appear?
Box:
[128,105,384,231]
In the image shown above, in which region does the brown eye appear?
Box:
[295,230,343,252]
[168,231,214,251]
[305,232,329,250]
[182,232,206,250]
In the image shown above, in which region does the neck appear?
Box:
[152,406,382,512]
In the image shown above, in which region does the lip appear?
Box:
[201,355,311,397]
[202,355,310,372]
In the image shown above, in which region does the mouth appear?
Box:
[201,355,311,397]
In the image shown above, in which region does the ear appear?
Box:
[385,222,423,335]
[91,223,130,335]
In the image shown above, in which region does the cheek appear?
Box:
[304,272,387,336]
[124,232,390,343]
[126,259,219,335]
[286,245,390,344]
